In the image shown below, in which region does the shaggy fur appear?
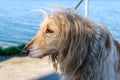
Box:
[23,9,120,80]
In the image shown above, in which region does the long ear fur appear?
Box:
[45,9,119,80]
[49,9,97,73]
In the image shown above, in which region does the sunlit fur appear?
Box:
[24,9,120,80]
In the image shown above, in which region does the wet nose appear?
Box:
[22,49,30,56]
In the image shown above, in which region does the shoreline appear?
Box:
[0,56,60,80]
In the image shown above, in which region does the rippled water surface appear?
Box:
[0,0,120,46]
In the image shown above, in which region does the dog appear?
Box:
[22,9,120,80]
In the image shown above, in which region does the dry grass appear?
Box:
[0,57,59,80]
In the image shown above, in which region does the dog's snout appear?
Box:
[22,49,30,56]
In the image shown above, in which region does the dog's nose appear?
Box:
[22,49,30,56]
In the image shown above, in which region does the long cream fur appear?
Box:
[50,10,120,80]
[23,9,120,80]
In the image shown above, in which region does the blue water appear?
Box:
[0,0,120,46]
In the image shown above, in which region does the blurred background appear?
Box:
[0,0,120,79]
[0,0,120,46]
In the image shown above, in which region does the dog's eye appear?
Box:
[46,28,54,33]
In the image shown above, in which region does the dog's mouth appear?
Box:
[28,50,46,58]
[22,48,58,58]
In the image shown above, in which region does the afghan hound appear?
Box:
[22,9,120,80]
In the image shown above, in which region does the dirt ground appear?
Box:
[0,56,60,80]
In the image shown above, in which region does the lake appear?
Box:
[0,0,120,46]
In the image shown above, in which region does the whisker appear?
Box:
[30,9,48,18]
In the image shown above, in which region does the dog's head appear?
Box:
[22,9,97,62]
[22,13,61,58]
